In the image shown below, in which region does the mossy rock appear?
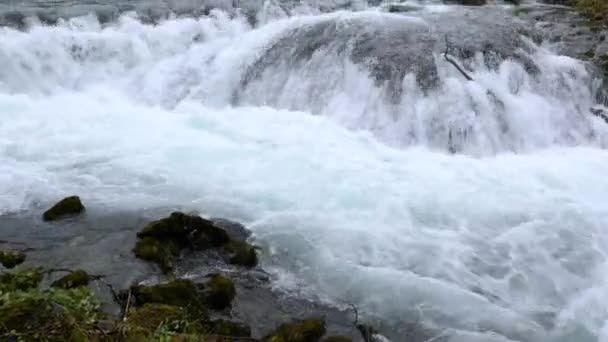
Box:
[51,270,90,289]
[42,196,85,221]
[137,212,230,248]
[130,279,207,320]
[323,336,352,342]
[0,287,101,341]
[209,319,251,337]
[0,267,43,292]
[204,274,236,310]
[133,237,178,273]
[264,318,327,342]
[135,212,235,272]
[0,250,26,269]
[225,241,258,268]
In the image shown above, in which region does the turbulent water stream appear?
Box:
[1,0,608,341]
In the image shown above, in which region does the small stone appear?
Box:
[51,270,90,289]
[42,196,85,221]
[0,250,26,269]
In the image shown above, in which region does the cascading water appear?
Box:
[1,1,608,341]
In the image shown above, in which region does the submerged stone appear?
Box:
[264,318,327,342]
[0,250,26,269]
[42,196,85,221]
[51,270,90,289]
[0,267,43,292]
[204,274,236,310]
[225,240,258,267]
[130,279,207,320]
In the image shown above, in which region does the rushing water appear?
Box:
[1,1,608,341]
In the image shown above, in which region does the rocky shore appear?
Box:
[0,196,378,342]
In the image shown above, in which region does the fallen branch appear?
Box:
[444,35,474,81]
[122,289,132,321]
[591,107,608,124]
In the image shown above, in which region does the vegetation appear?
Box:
[572,0,608,25]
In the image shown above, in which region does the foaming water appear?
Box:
[2,5,608,342]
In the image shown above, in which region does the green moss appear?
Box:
[573,0,608,25]
[42,196,85,221]
[133,237,178,273]
[0,250,26,269]
[125,303,202,336]
[264,318,327,342]
[323,336,352,342]
[204,274,236,310]
[0,286,101,341]
[130,279,208,320]
[51,270,90,289]
[0,267,43,292]
[137,212,190,242]
[210,319,251,337]
[225,241,258,268]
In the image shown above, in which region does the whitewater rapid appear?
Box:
[2,4,608,342]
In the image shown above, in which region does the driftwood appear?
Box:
[444,35,474,81]
[591,106,608,124]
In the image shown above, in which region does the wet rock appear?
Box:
[0,267,43,292]
[133,237,178,273]
[42,196,85,221]
[204,274,236,310]
[225,240,259,267]
[51,270,90,289]
[264,318,327,342]
[0,250,26,269]
[210,319,252,337]
[130,279,208,320]
[134,212,258,272]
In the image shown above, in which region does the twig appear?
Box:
[591,107,608,124]
[122,289,132,321]
[444,35,474,81]
[350,303,359,326]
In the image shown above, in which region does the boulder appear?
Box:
[134,212,258,272]
[42,196,85,221]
